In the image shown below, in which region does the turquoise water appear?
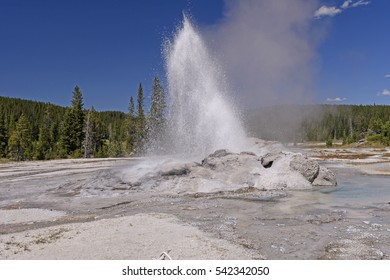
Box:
[266,167,390,220]
[317,170,390,206]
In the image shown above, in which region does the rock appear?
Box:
[160,163,192,176]
[201,149,231,168]
[289,154,319,183]
[371,223,382,229]
[312,166,337,186]
[201,150,256,171]
[120,139,337,193]
[208,149,231,158]
[240,151,257,156]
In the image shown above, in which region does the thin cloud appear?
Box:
[352,0,370,7]
[315,0,371,18]
[314,6,341,18]
[326,97,347,102]
[385,74,390,78]
[378,89,390,96]
[341,0,353,9]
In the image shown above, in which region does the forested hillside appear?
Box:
[1,88,390,161]
[0,76,166,160]
[301,105,390,145]
[246,104,390,146]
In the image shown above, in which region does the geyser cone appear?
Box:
[165,16,248,159]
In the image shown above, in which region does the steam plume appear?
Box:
[207,0,320,108]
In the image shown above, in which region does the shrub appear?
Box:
[367,134,382,142]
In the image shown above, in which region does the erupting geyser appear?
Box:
[120,16,336,194]
[164,16,248,159]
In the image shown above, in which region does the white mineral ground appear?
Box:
[0,138,389,260]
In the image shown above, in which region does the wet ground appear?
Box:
[1,153,390,259]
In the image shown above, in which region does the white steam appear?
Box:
[207,0,320,108]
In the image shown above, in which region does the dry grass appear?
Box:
[0,158,10,164]
[316,154,372,160]
[34,228,68,244]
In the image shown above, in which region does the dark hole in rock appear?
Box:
[261,157,273,168]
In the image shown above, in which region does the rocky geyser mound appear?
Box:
[120,147,337,194]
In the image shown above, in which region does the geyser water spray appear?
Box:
[163,16,248,159]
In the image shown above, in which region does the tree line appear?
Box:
[247,104,390,146]
[2,93,390,161]
[0,76,166,160]
[301,105,390,146]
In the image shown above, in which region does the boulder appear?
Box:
[312,166,337,186]
[159,162,193,176]
[201,149,232,169]
[208,149,232,158]
[289,154,320,183]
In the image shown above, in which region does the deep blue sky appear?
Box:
[0,0,389,111]
[316,0,390,105]
[0,0,225,111]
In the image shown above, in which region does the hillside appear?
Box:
[0,96,127,159]
[1,96,390,160]
[245,104,390,144]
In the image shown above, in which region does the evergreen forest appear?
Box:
[1,85,390,161]
[246,104,390,146]
[0,76,166,160]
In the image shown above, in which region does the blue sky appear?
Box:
[315,0,390,105]
[0,0,389,112]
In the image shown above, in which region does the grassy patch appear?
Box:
[34,228,69,244]
[316,154,372,160]
[0,158,10,164]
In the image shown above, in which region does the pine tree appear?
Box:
[137,83,145,120]
[381,120,390,146]
[369,118,383,135]
[83,107,98,158]
[60,86,85,157]
[129,96,135,117]
[0,115,8,158]
[8,114,33,161]
[35,105,53,160]
[326,136,333,147]
[106,121,124,157]
[71,85,85,150]
[342,130,348,145]
[124,96,136,154]
[134,83,146,154]
[147,76,166,154]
